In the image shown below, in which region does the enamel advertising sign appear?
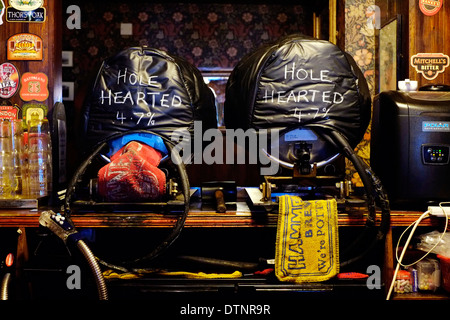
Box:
[7,33,43,61]
[0,105,20,120]
[411,53,450,80]
[0,63,20,99]
[19,72,49,102]
[419,0,442,16]
[9,0,43,11]
[6,0,46,22]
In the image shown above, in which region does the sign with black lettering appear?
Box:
[411,53,450,80]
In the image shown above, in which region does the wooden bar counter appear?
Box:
[0,204,443,229]
[1,199,448,300]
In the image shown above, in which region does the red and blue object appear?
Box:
[98,141,166,202]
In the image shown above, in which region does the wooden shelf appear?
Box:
[0,204,444,228]
[393,291,450,300]
[2,201,448,300]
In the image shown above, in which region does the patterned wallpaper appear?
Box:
[61,1,312,175]
[62,1,376,185]
[62,1,309,86]
[345,0,376,186]
[62,0,374,99]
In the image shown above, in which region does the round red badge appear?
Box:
[419,0,442,16]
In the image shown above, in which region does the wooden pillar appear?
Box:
[1,1,62,298]
[409,0,450,87]
[0,0,62,114]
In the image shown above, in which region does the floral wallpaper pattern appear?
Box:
[62,1,308,85]
[62,1,311,176]
[62,0,376,186]
[345,0,376,186]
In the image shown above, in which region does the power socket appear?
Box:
[428,206,450,217]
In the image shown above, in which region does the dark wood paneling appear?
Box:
[409,0,449,87]
[0,0,62,113]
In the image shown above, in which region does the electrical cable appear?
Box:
[386,202,449,300]
[396,202,449,267]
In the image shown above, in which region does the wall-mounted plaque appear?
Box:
[419,0,442,16]
[6,0,46,23]
[0,62,20,99]
[411,53,450,80]
[7,33,43,61]
[9,0,43,11]
[19,72,49,102]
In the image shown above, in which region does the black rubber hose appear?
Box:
[305,124,390,267]
[326,129,390,265]
[64,141,109,216]
[176,255,259,271]
[118,141,190,268]
[64,130,190,271]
